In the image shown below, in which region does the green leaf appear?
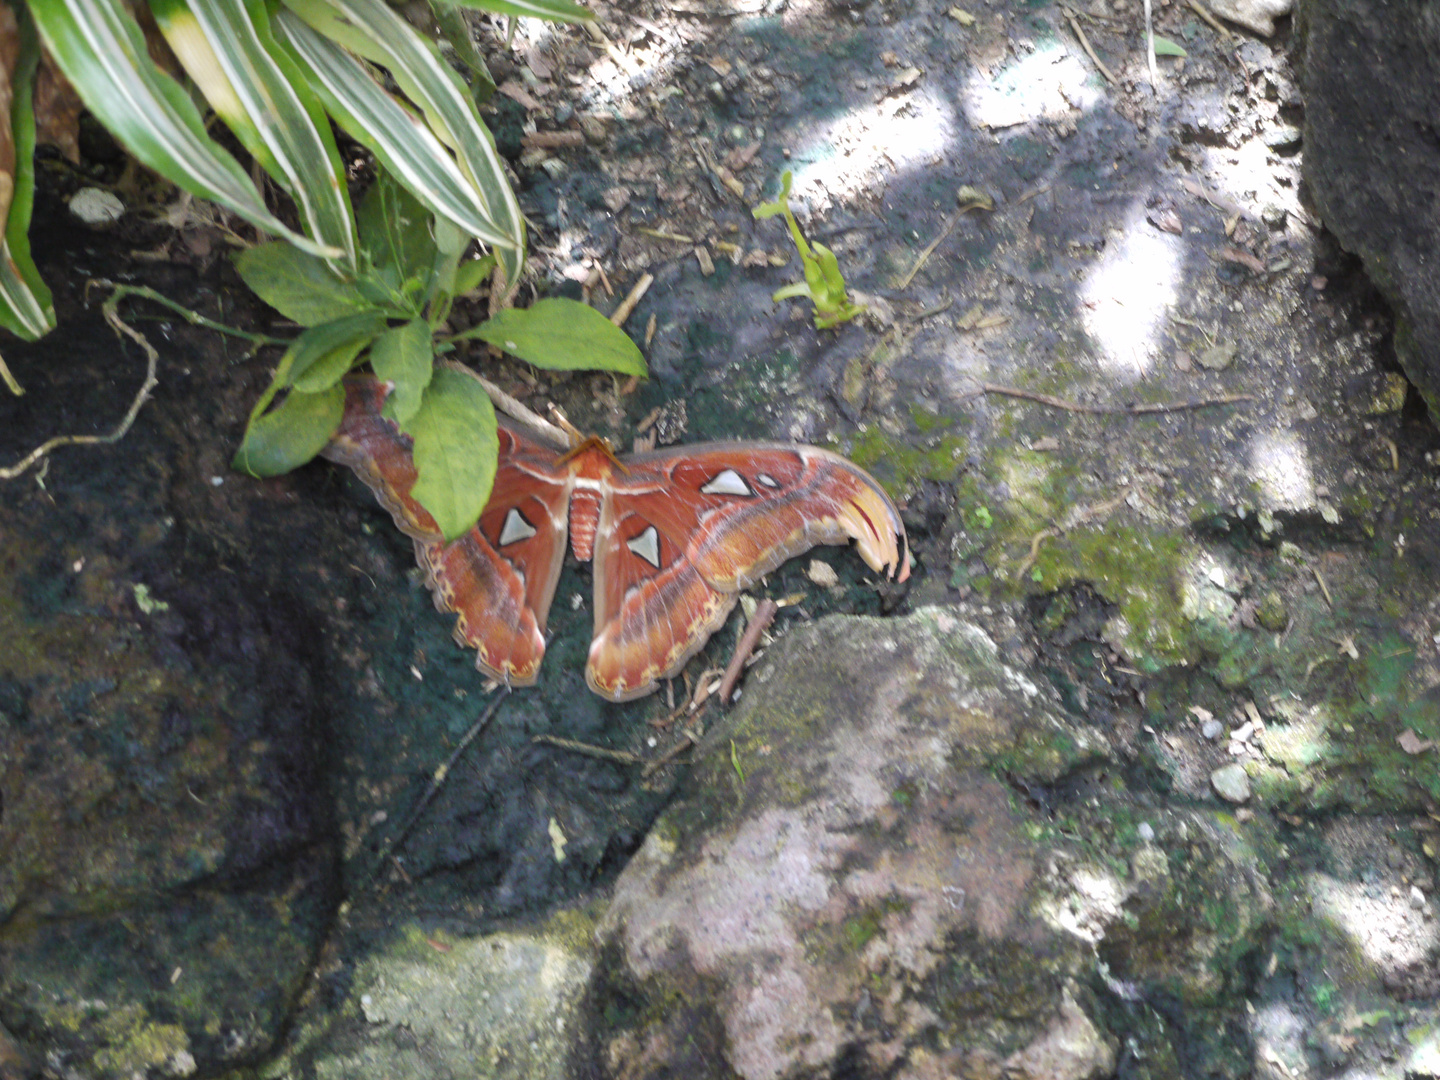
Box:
[371,319,434,426]
[427,1,497,101]
[148,0,358,271]
[750,169,794,219]
[459,298,646,377]
[0,5,55,344]
[232,382,345,476]
[277,0,526,287]
[435,0,594,23]
[31,0,340,259]
[234,241,372,325]
[357,170,438,291]
[282,311,387,390]
[407,365,499,540]
[454,254,497,296]
[1152,35,1188,57]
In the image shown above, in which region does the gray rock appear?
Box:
[307,925,592,1080]
[1298,0,1440,424]
[1211,763,1252,803]
[1004,985,1116,1080]
[596,608,1114,1080]
[1209,0,1291,35]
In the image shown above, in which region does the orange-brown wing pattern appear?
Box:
[323,377,569,688]
[585,442,910,701]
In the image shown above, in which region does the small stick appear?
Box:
[642,722,705,777]
[454,366,570,446]
[1143,0,1158,84]
[1187,0,1232,37]
[970,382,1252,415]
[895,213,958,291]
[521,130,586,149]
[532,734,644,765]
[610,272,654,327]
[637,227,694,244]
[718,598,778,705]
[369,687,510,883]
[1063,7,1117,84]
[909,298,954,322]
[1310,564,1333,607]
[1,286,161,481]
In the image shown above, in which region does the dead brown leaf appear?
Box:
[1149,208,1182,234]
[0,4,17,228]
[497,81,542,111]
[1219,245,1267,274]
[723,140,763,172]
[33,50,83,163]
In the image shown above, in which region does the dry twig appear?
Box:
[968,382,1252,415]
[368,687,511,885]
[456,366,571,445]
[1187,0,1233,37]
[1063,7,1117,84]
[521,130,585,149]
[718,598,778,704]
[1016,487,1136,579]
[895,213,958,291]
[611,273,655,327]
[532,734,644,765]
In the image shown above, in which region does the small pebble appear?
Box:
[1137,822,1155,843]
[554,102,573,124]
[69,187,124,226]
[1232,720,1255,743]
[1202,719,1224,740]
[1210,763,1251,803]
[1412,886,1427,910]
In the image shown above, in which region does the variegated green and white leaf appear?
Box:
[274,10,512,264]
[0,3,54,345]
[280,0,524,287]
[150,0,358,271]
[31,0,340,259]
[426,2,496,100]
[434,0,593,24]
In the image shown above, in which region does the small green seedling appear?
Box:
[752,171,866,329]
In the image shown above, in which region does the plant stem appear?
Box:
[86,280,291,349]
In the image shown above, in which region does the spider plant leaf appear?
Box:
[149,0,358,271]
[433,0,593,24]
[0,3,55,345]
[30,0,340,258]
[426,1,496,101]
[278,0,524,288]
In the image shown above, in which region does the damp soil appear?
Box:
[1,0,1439,1074]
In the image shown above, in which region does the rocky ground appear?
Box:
[1,0,1438,1076]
